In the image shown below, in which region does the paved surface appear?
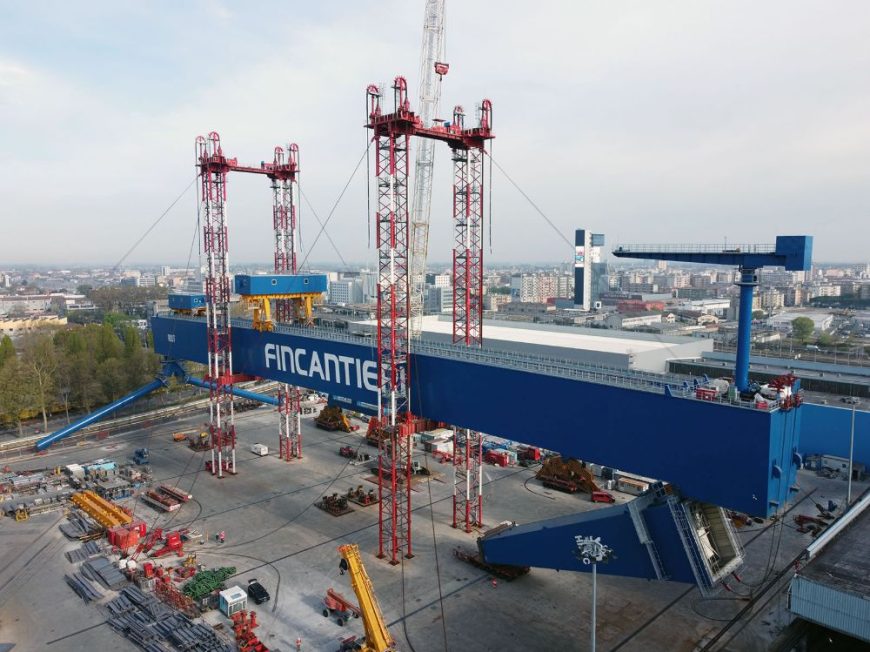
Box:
[0,405,866,652]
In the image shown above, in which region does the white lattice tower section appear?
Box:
[409,0,447,339]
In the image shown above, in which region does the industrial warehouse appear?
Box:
[2,2,870,652]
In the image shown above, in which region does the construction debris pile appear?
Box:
[535,456,599,494]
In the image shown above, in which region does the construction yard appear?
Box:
[0,404,864,652]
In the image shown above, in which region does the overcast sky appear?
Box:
[2,1,869,267]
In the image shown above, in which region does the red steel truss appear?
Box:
[268,144,304,462]
[197,132,237,478]
[368,78,413,564]
[450,99,491,532]
[367,75,493,557]
[196,134,312,475]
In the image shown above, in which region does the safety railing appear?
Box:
[614,243,776,255]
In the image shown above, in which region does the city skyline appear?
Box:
[3,2,870,266]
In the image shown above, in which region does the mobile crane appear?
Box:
[337,544,395,652]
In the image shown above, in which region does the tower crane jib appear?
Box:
[409,0,447,339]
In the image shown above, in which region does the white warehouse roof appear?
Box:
[353,315,712,373]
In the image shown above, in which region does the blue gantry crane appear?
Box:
[612,235,813,392]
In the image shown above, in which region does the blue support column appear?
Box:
[735,268,758,392]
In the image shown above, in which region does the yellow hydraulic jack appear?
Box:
[242,293,318,332]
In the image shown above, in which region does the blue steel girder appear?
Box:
[151,315,803,518]
[612,235,813,272]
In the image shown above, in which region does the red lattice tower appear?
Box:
[451,99,491,532]
[268,143,304,461]
[368,78,414,564]
[366,74,494,555]
[197,132,237,478]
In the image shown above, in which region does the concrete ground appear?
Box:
[0,405,865,652]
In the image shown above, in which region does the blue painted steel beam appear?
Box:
[35,378,166,451]
[612,235,812,392]
[611,235,813,271]
[185,377,280,406]
[151,316,802,517]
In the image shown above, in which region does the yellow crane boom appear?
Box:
[338,544,395,652]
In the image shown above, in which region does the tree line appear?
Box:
[0,324,161,436]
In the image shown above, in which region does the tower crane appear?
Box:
[409,0,448,339]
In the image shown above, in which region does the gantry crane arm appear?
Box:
[338,544,395,652]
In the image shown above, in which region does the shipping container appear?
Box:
[234,274,328,296]
[168,293,206,311]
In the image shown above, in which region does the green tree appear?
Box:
[0,335,14,368]
[55,350,74,424]
[20,332,58,432]
[122,326,148,390]
[96,323,123,362]
[817,332,834,348]
[752,310,765,320]
[791,316,814,342]
[0,358,37,436]
[69,351,103,411]
[99,358,127,402]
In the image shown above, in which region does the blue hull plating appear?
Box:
[479,501,695,583]
[151,316,801,517]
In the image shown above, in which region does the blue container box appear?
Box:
[168,293,206,310]
[234,274,328,295]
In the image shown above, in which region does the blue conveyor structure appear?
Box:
[612,235,813,392]
[35,366,280,452]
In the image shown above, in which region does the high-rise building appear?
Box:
[424,286,453,314]
[329,279,362,304]
[425,273,451,288]
[574,229,605,310]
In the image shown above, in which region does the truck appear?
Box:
[517,446,541,462]
[591,491,616,504]
[337,544,395,652]
[133,448,150,465]
[250,443,269,457]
